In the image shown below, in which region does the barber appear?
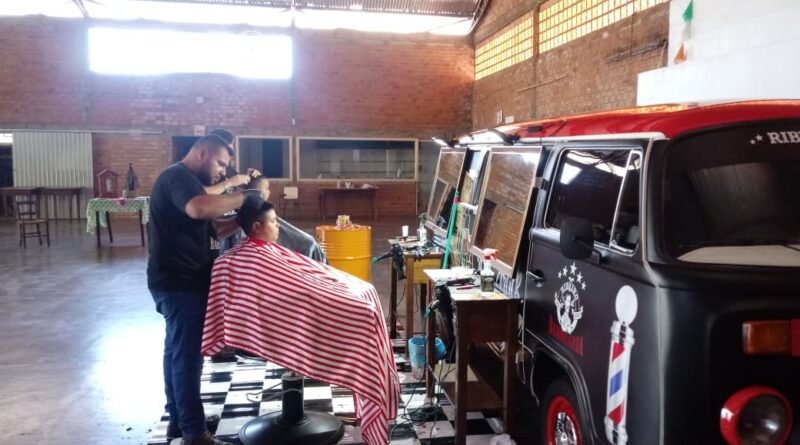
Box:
[147,134,263,445]
[202,128,254,196]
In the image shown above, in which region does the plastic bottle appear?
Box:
[417,219,427,243]
[480,253,495,294]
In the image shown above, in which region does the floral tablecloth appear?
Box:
[85,197,149,234]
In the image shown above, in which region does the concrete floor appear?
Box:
[0,215,416,445]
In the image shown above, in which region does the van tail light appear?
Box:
[720,386,793,445]
[742,320,800,356]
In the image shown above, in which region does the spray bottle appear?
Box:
[417,213,427,244]
[480,249,497,295]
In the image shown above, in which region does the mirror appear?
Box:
[449,148,490,267]
[425,148,466,237]
[560,216,594,260]
[470,148,541,276]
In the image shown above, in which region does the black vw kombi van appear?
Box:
[465,101,799,445]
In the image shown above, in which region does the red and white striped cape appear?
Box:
[202,237,399,445]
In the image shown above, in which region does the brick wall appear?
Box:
[0,16,474,217]
[472,0,669,129]
[91,133,171,197]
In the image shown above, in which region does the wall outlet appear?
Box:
[504,115,515,124]
[496,110,503,125]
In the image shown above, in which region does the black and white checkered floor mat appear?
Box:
[148,340,504,444]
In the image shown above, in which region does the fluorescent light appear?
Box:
[0,133,12,144]
[433,137,453,148]
[88,27,292,79]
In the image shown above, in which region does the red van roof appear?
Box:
[480,100,800,141]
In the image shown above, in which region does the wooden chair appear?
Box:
[279,186,299,218]
[16,200,50,248]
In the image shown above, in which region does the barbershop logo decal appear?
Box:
[750,131,800,145]
[554,262,585,334]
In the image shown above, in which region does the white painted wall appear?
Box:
[637,0,800,105]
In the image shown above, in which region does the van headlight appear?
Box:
[720,386,793,445]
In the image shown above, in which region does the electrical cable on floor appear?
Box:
[245,380,287,403]
[384,283,406,328]
[428,338,458,441]
[246,387,305,404]
[390,310,457,440]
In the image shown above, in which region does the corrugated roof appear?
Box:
[141,0,481,17]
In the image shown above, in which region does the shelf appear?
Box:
[426,363,503,412]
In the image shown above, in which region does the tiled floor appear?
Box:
[0,217,418,445]
[0,216,535,445]
[147,345,504,445]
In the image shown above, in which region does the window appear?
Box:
[610,152,641,252]
[546,148,640,249]
[298,138,417,180]
[663,124,800,261]
[88,27,292,79]
[237,137,292,180]
[538,0,668,54]
[475,13,534,80]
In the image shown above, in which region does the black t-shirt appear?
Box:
[147,163,213,291]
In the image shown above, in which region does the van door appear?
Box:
[524,144,659,445]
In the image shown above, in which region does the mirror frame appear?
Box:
[469,146,543,277]
[425,148,467,238]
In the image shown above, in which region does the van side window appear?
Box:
[546,149,632,245]
[610,152,641,252]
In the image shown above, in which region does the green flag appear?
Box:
[682,0,693,23]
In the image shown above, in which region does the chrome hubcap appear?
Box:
[554,411,579,445]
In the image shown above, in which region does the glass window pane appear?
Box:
[299,139,415,180]
[546,149,631,244]
[238,137,291,179]
[611,152,641,250]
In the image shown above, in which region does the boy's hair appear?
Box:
[250,176,269,188]
[236,201,275,236]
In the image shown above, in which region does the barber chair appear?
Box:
[239,371,344,445]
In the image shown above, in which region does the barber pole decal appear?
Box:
[605,285,638,445]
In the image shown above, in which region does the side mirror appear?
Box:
[560,217,595,260]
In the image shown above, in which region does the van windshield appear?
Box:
[663,122,800,266]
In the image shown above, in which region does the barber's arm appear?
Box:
[205,174,251,195]
[212,216,241,239]
[185,191,260,220]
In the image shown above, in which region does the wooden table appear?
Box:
[423,269,519,445]
[0,187,42,218]
[40,187,84,221]
[86,197,149,247]
[318,187,378,222]
[386,239,443,339]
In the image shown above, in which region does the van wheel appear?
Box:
[541,378,583,445]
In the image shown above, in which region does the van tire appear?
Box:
[541,378,583,445]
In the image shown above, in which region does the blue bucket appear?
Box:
[408,335,446,368]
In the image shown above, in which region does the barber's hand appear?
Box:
[247,168,262,178]
[242,189,265,209]
[228,174,251,188]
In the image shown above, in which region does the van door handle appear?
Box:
[530,269,546,283]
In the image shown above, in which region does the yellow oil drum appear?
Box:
[315,224,372,282]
